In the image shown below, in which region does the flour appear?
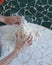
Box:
[0,16,31,58]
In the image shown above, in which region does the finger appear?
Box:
[11,16,21,19]
[15,22,20,24]
[26,38,32,45]
[15,33,18,40]
[25,36,32,46]
[28,41,32,46]
[24,37,32,47]
[27,35,32,42]
[27,38,32,43]
[24,33,31,43]
[23,41,32,48]
[26,40,32,46]
[16,33,18,37]
[14,19,21,24]
[16,16,22,19]
[24,36,32,46]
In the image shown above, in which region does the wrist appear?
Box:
[14,47,21,55]
[0,16,5,22]
[13,49,19,55]
[11,49,18,58]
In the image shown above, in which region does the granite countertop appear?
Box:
[0,23,52,65]
[0,0,52,30]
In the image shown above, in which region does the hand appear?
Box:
[15,33,32,53]
[4,16,22,25]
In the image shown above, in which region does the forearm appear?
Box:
[0,16,5,22]
[0,49,18,65]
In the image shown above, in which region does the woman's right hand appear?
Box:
[15,33,32,53]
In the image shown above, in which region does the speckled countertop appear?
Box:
[0,23,52,65]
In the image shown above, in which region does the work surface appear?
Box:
[0,23,52,65]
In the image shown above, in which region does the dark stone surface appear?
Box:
[47,12,52,18]
[35,5,44,12]
[49,6,52,11]
[29,7,36,15]
[48,0,52,5]
[42,22,52,29]
[43,16,48,21]
[0,5,3,13]
[0,0,52,30]
[36,12,43,18]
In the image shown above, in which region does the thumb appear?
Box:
[16,33,18,39]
